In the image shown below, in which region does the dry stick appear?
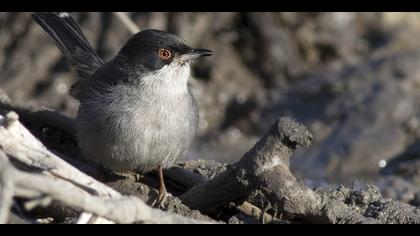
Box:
[113,12,140,34]
[0,89,76,136]
[0,88,11,103]
[233,201,273,223]
[0,158,14,224]
[0,152,208,224]
[0,112,118,198]
[180,117,317,214]
[179,117,381,224]
[165,166,208,188]
[165,165,276,222]
[0,98,108,224]
[0,112,115,224]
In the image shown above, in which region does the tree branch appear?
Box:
[113,12,140,35]
[180,117,420,224]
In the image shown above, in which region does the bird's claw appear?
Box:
[152,190,168,208]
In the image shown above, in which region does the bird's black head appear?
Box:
[117,29,212,73]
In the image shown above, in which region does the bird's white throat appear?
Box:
[141,61,191,96]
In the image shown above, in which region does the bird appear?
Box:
[32,12,213,206]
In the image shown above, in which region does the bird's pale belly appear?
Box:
[76,100,197,173]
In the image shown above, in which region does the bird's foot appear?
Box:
[151,165,168,208]
[151,185,168,208]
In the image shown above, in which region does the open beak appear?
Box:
[181,48,213,61]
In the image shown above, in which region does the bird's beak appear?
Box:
[181,48,213,61]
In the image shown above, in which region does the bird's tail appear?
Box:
[32,12,104,79]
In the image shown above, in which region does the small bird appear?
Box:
[32,12,213,205]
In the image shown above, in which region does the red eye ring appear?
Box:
[159,48,172,60]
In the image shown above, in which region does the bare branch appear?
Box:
[0,152,210,224]
[113,12,140,35]
[0,157,14,224]
[180,117,316,215]
[233,201,274,224]
[0,111,119,198]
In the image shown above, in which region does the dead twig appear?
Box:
[113,12,140,35]
[165,165,276,222]
[0,152,209,224]
[233,201,273,224]
[0,157,14,224]
[179,117,384,223]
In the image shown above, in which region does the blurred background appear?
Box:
[1,12,420,205]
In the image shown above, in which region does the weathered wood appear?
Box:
[180,117,420,224]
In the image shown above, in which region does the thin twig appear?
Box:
[113,12,140,35]
[0,152,211,224]
[0,163,14,224]
[234,201,274,224]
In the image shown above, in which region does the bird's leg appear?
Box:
[152,165,168,208]
[158,165,168,202]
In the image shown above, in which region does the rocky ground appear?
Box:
[1,12,420,223]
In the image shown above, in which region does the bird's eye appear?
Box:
[158,48,172,60]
